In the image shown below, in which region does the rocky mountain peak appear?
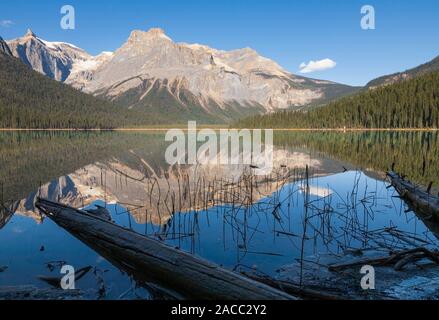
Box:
[24,28,36,38]
[238,47,258,55]
[6,30,92,81]
[127,28,172,44]
[146,27,167,36]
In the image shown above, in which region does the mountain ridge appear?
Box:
[366,54,439,89]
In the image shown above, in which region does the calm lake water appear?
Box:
[0,131,438,299]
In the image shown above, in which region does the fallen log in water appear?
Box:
[328,247,439,272]
[387,171,439,219]
[35,198,296,300]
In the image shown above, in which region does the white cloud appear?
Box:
[0,20,14,28]
[299,58,336,73]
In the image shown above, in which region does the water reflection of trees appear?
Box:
[0,131,167,203]
[273,131,439,186]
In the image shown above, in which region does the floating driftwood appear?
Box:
[278,249,439,300]
[328,247,439,272]
[35,198,295,300]
[387,171,439,219]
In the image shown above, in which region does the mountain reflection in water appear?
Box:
[0,131,438,299]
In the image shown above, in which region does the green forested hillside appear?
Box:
[234,71,439,129]
[0,54,151,129]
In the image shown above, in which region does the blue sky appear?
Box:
[1,0,438,86]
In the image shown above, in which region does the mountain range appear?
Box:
[5,28,359,123]
[2,27,439,127]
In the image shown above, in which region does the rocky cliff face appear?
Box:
[71,28,356,115]
[7,29,92,81]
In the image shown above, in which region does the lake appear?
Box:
[0,130,438,299]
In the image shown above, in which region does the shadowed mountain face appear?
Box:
[0,36,12,56]
[5,28,358,123]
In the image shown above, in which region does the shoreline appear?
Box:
[0,128,438,132]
